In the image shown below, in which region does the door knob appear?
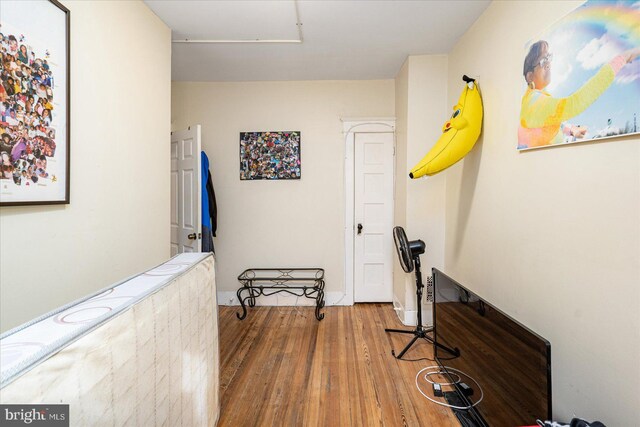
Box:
[357,223,363,235]
[187,233,197,240]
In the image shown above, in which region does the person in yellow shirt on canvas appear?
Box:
[518,40,640,149]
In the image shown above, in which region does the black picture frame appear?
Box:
[0,0,70,206]
[239,131,301,180]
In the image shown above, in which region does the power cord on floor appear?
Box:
[390,338,459,362]
[415,365,484,410]
[392,355,435,362]
[393,354,458,362]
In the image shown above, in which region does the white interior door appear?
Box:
[170,125,202,255]
[354,132,394,302]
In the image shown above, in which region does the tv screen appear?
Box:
[433,268,551,426]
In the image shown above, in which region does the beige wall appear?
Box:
[405,55,448,312]
[393,59,410,309]
[394,55,448,319]
[445,1,639,424]
[0,1,171,332]
[171,80,395,297]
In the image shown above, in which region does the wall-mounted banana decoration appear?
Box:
[409,75,483,179]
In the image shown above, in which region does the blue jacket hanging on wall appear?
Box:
[201,151,218,253]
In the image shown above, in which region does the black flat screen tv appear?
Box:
[433,268,552,426]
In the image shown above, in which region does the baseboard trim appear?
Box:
[391,295,433,327]
[392,295,408,325]
[217,291,349,307]
[218,291,432,326]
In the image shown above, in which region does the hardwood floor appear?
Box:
[218,304,459,426]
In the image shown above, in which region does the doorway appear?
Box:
[343,119,395,303]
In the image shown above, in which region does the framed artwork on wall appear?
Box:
[240,131,301,180]
[0,0,70,206]
[518,0,640,151]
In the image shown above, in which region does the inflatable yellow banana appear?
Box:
[409,75,483,178]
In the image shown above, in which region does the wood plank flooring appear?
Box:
[218,304,459,426]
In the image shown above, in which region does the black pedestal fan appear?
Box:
[385,226,434,360]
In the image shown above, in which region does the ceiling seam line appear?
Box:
[172,0,303,44]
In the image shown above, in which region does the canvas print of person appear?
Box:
[518,0,640,150]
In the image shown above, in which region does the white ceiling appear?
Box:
[144,0,491,82]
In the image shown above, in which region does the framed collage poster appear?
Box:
[0,0,70,205]
[518,0,640,150]
[240,131,301,180]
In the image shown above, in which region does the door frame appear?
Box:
[342,118,396,305]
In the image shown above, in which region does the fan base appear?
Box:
[385,326,434,359]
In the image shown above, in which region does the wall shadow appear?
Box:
[450,131,484,262]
